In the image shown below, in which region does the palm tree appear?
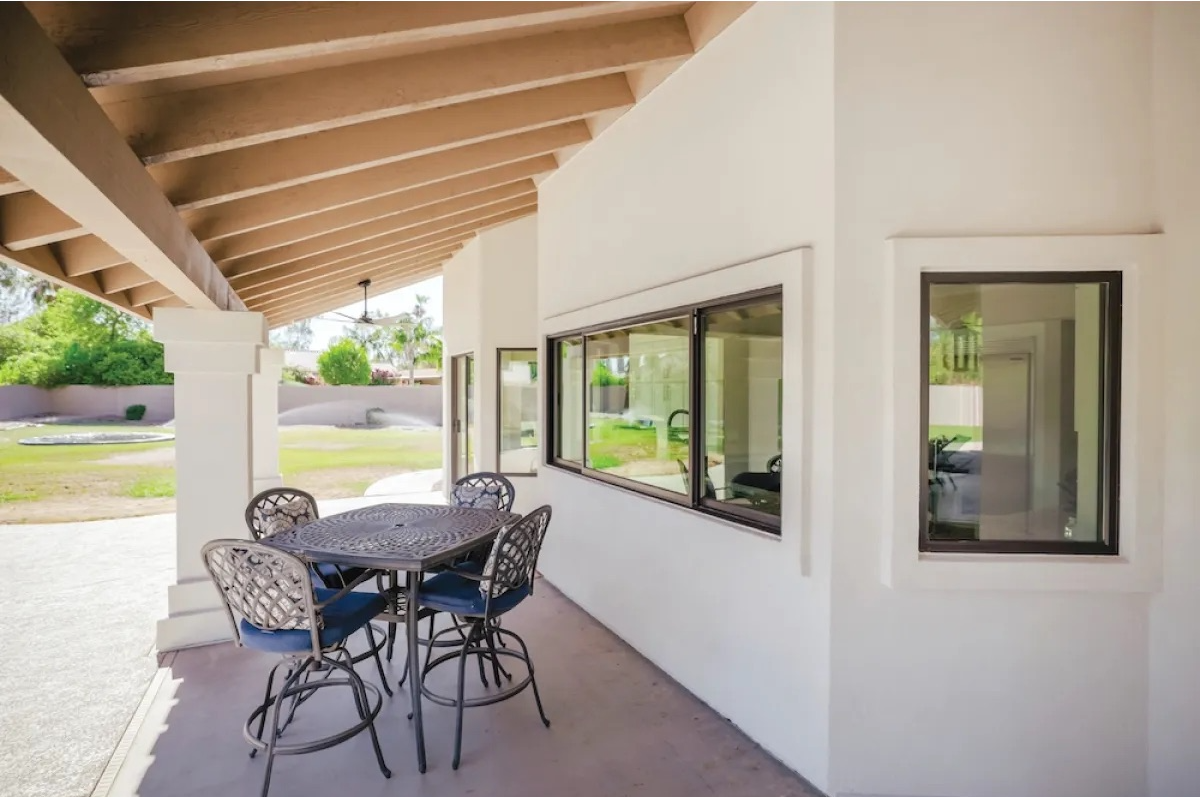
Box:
[389,295,442,384]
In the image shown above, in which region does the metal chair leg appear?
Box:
[485,627,511,683]
[249,660,287,758]
[259,662,306,797]
[327,657,391,779]
[363,624,393,697]
[451,626,478,770]
[510,630,551,728]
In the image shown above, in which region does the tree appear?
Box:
[317,338,371,385]
[0,289,170,387]
[0,264,55,324]
[269,318,314,351]
[389,294,442,384]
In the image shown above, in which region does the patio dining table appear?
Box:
[264,502,518,773]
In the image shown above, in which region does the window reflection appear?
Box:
[584,318,690,493]
[498,350,538,475]
[701,300,783,517]
[555,338,583,463]
[924,277,1119,551]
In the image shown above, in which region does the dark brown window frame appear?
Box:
[495,347,539,478]
[919,270,1122,556]
[545,287,784,536]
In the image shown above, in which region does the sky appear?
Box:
[302,274,444,350]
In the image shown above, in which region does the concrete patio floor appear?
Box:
[0,491,442,797]
[107,583,819,797]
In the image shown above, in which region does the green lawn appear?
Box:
[586,418,689,473]
[928,424,982,443]
[0,423,441,524]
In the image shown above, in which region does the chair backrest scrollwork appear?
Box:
[201,539,321,652]
[246,488,319,540]
[451,472,516,512]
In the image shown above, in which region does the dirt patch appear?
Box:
[103,448,176,465]
[0,495,175,524]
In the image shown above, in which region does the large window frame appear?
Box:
[918,270,1123,556]
[546,287,783,535]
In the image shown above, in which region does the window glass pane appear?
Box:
[585,318,690,493]
[555,337,584,463]
[925,277,1117,548]
[498,350,538,474]
[701,299,783,517]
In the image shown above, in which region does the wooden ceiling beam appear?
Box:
[185,136,566,243]
[238,231,477,303]
[0,6,241,312]
[220,186,535,278]
[250,250,458,313]
[2,126,573,252]
[28,3,647,86]
[55,235,126,276]
[262,263,449,326]
[0,240,147,319]
[228,202,536,288]
[0,190,86,250]
[108,16,690,163]
[98,263,155,294]
[0,167,25,196]
[150,76,631,210]
[240,239,468,303]
[211,175,538,263]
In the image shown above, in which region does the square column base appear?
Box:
[156,580,233,652]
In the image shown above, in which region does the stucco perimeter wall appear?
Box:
[0,385,175,421]
[537,3,835,790]
[0,385,442,427]
[0,385,49,421]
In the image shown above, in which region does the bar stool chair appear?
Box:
[418,505,554,769]
[201,539,392,797]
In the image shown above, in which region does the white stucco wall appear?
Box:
[441,217,542,511]
[829,4,1158,797]
[537,2,835,789]
[1147,5,1200,796]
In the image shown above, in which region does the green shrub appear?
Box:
[317,339,371,386]
[125,404,147,421]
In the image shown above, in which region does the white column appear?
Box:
[252,347,284,493]
[154,308,267,652]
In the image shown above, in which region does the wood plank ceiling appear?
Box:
[0,2,749,327]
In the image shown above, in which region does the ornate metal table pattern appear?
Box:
[265,503,519,773]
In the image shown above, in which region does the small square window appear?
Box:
[921,272,1121,555]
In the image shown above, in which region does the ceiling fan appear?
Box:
[318,279,406,327]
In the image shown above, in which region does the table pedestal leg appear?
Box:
[407,570,427,773]
[386,570,398,661]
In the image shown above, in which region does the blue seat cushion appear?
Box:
[239,587,387,654]
[312,562,368,589]
[418,571,529,618]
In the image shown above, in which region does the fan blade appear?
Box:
[329,311,358,322]
[372,314,407,326]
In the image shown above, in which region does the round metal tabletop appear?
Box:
[265,503,518,571]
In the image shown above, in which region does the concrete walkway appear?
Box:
[0,491,442,797]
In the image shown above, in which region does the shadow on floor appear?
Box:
[112,582,820,797]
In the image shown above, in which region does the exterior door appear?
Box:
[451,353,474,482]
